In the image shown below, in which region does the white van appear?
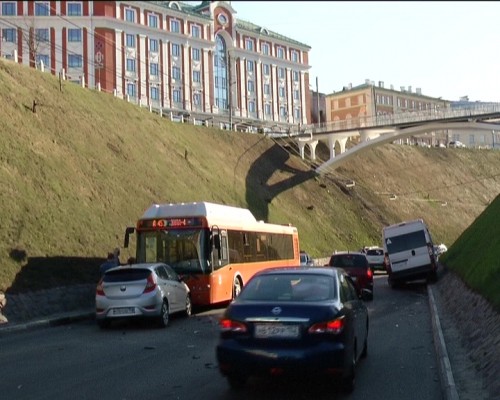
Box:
[382,219,438,287]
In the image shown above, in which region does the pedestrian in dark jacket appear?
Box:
[100,252,118,276]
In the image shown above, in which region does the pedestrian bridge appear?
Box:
[270,104,500,174]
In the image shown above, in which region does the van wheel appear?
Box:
[388,277,398,289]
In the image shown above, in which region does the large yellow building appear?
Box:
[0,1,312,129]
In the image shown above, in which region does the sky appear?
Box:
[208,1,500,102]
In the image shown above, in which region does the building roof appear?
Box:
[148,1,311,49]
[235,18,311,49]
[327,83,451,103]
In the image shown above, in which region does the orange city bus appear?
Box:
[123,202,300,306]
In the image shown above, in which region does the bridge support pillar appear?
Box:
[308,140,319,160]
[328,136,336,159]
[298,141,306,159]
[338,137,348,153]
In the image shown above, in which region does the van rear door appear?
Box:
[384,229,430,273]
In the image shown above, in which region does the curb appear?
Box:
[427,284,460,400]
[0,311,94,337]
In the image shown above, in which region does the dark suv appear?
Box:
[325,252,373,300]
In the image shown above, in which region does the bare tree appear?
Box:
[21,16,43,68]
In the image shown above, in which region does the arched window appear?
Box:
[213,35,228,110]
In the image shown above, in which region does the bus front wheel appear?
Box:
[233,277,242,299]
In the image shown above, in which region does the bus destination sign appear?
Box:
[139,217,204,229]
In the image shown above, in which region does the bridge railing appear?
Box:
[307,103,500,135]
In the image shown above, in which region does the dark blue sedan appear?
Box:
[216,267,370,392]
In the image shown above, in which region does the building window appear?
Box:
[151,86,159,101]
[173,89,182,103]
[192,48,200,61]
[35,2,50,16]
[126,58,136,72]
[245,38,254,51]
[68,28,81,42]
[291,50,299,63]
[293,90,299,100]
[263,64,270,76]
[292,70,299,82]
[193,70,201,83]
[150,38,158,52]
[2,2,16,15]
[247,60,253,72]
[68,54,82,68]
[150,63,158,76]
[213,35,228,110]
[172,43,180,57]
[193,93,201,105]
[247,80,254,92]
[2,28,16,43]
[265,103,271,115]
[264,84,270,95]
[149,14,158,28]
[280,106,286,117]
[67,2,82,16]
[294,108,301,119]
[191,24,200,38]
[277,46,284,59]
[279,87,285,98]
[36,28,49,42]
[278,68,285,79]
[125,8,135,22]
[261,42,269,55]
[126,34,135,48]
[249,101,255,113]
[36,54,49,67]
[127,82,136,97]
[172,66,181,80]
[170,19,180,33]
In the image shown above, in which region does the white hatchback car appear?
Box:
[95,263,191,328]
[363,247,386,272]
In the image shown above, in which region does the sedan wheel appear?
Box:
[185,295,192,317]
[227,373,247,390]
[97,319,109,329]
[342,350,356,393]
[158,300,169,328]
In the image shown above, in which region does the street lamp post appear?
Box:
[316,76,320,124]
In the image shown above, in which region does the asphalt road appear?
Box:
[0,275,444,400]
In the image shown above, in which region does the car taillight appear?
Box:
[308,316,345,334]
[219,319,248,333]
[96,279,105,296]
[367,268,373,278]
[143,274,157,294]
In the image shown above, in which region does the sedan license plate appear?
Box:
[112,307,135,316]
[254,324,300,339]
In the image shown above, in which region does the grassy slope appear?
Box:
[1,59,499,309]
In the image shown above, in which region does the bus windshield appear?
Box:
[136,228,210,274]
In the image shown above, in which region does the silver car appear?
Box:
[95,263,191,328]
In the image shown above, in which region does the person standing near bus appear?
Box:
[100,252,117,276]
[113,247,121,266]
